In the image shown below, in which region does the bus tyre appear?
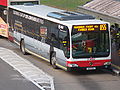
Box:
[20,40,27,55]
[51,54,58,69]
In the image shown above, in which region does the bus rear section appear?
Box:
[0,0,40,39]
[8,0,40,41]
[66,23,111,71]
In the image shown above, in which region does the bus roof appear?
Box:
[9,5,109,25]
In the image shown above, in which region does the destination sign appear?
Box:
[73,24,107,32]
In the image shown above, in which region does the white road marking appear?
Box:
[0,47,55,90]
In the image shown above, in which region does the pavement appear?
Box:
[0,47,55,90]
[0,58,40,90]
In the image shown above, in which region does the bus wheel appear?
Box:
[20,40,27,55]
[51,54,58,69]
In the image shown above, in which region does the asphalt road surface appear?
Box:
[0,37,120,90]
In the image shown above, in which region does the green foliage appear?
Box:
[40,0,91,11]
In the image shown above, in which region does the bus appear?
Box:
[0,0,40,38]
[8,5,111,71]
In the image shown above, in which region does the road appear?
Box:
[0,37,120,90]
[0,58,40,90]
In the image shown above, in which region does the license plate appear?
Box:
[86,67,96,70]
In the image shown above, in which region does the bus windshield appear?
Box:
[71,24,110,58]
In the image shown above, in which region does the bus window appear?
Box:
[50,34,59,49]
[59,28,70,58]
[10,1,39,5]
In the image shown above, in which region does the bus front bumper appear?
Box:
[66,60,111,71]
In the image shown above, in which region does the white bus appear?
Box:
[8,5,111,71]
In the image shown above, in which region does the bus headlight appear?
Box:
[104,62,111,65]
[67,64,78,67]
